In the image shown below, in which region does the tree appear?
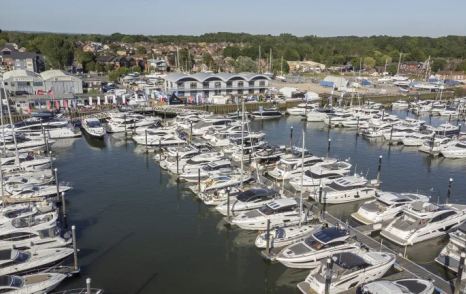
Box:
[223,46,241,59]
[431,58,447,72]
[235,56,257,72]
[136,46,147,55]
[202,52,214,67]
[363,57,376,69]
[38,36,74,69]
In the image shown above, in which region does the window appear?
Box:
[203,82,209,88]
[177,82,184,89]
[33,81,43,86]
[238,89,243,94]
[226,81,232,87]
[214,82,221,88]
[190,82,197,89]
[237,81,244,88]
[249,81,255,87]
[430,211,457,223]
[259,80,266,86]
[214,90,221,95]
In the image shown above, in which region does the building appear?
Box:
[436,71,466,82]
[163,72,270,98]
[1,69,45,95]
[148,59,169,72]
[40,70,83,96]
[287,60,326,73]
[0,43,45,73]
[320,76,349,90]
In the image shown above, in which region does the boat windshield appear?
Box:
[237,190,261,202]
[258,205,275,215]
[87,120,101,128]
[304,237,325,250]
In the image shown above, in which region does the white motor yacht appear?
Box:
[297,250,395,294]
[289,161,352,192]
[418,137,454,156]
[381,202,466,246]
[231,198,306,231]
[286,103,318,116]
[352,192,430,225]
[0,273,67,293]
[82,118,106,138]
[0,225,70,251]
[435,222,466,277]
[359,279,435,294]
[267,151,324,181]
[178,159,233,182]
[216,188,279,216]
[254,223,319,249]
[6,184,72,200]
[441,140,466,159]
[309,175,378,204]
[250,108,283,120]
[276,226,359,269]
[0,247,74,275]
[391,100,410,110]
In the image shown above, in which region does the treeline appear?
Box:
[1,30,466,72]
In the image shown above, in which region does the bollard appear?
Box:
[324,258,333,294]
[72,225,79,271]
[61,192,67,227]
[454,252,466,294]
[198,168,201,192]
[376,155,383,185]
[54,168,59,198]
[266,219,271,254]
[86,278,92,294]
[447,178,453,204]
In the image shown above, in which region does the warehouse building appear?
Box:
[1,69,45,95]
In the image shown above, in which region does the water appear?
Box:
[53,113,465,293]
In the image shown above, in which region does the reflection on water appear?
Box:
[82,133,106,149]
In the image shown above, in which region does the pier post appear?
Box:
[159,140,162,160]
[389,126,394,145]
[381,109,385,121]
[318,184,323,204]
[42,126,49,154]
[226,187,231,221]
[198,168,201,192]
[454,252,466,294]
[289,126,293,152]
[49,150,53,170]
[86,278,91,294]
[54,168,59,199]
[327,138,331,157]
[124,114,127,136]
[324,258,334,294]
[449,114,452,123]
[145,130,148,153]
[176,152,179,175]
[356,116,360,136]
[72,225,79,271]
[190,121,193,143]
[266,219,271,254]
[61,192,67,227]
[447,178,453,204]
[328,116,332,131]
[376,155,383,185]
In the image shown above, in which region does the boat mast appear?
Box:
[269,49,273,73]
[1,80,20,166]
[280,56,284,76]
[299,128,305,227]
[258,45,261,73]
[0,85,6,155]
[240,97,245,188]
[396,52,402,76]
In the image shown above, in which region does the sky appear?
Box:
[1,0,465,37]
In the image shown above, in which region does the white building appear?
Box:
[1,69,45,95]
[163,72,270,98]
[40,70,83,96]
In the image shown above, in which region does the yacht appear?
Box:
[197,173,252,193]
[0,225,71,251]
[106,114,158,133]
[230,198,306,231]
[191,118,235,136]
[82,118,106,138]
[401,131,434,147]
[289,161,352,192]
[418,137,454,156]
[6,184,72,200]
[309,175,378,204]
[15,119,81,140]
[175,152,224,173]
[275,226,359,268]
[0,273,67,293]
[286,103,318,116]
[267,151,324,181]
[250,145,286,169]
[178,159,233,182]
[216,188,279,216]
[0,247,74,275]
[297,251,395,294]
[306,109,335,122]
[351,192,430,225]
[441,140,466,159]
[254,223,319,249]
[431,123,460,137]
[391,100,410,110]
[435,222,466,276]
[381,202,466,246]
[250,108,283,120]
[359,279,435,294]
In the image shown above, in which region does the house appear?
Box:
[0,43,45,73]
[163,72,270,98]
[399,61,426,75]
[147,59,169,72]
[287,60,326,73]
[40,70,83,97]
[436,71,465,82]
[114,56,136,68]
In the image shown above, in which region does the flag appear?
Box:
[63,99,68,109]
[36,89,46,95]
[48,88,55,100]
[46,100,51,110]
[55,100,60,110]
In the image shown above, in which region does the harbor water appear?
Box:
[54,112,466,293]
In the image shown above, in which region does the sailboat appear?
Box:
[276,56,286,81]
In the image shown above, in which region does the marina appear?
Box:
[1,96,465,293]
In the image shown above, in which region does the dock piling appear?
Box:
[324,257,333,294]
[145,130,148,153]
[72,225,79,271]
[266,219,271,254]
[54,168,59,199]
[356,116,360,136]
[447,178,453,204]
[289,126,293,152]
[198,168,201,192]
[176,152,179,175]
[226,187,231,221]
[159,140,162,160]
[327,138,331,157]
[376,155,383,185]
[61,192,67,227]
[86,278,91,294]
[389,127,394,145]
